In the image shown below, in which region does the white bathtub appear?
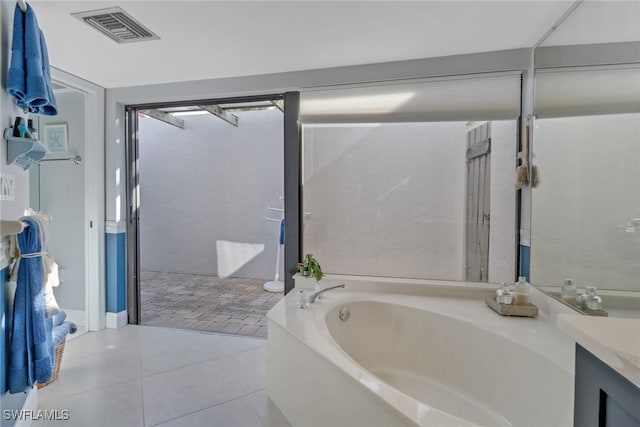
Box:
[267,278,576,427]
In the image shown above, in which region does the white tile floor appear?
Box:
[33,325,292,427]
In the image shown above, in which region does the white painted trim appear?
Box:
[105,220,126,234]
[15,387,38,427]
[51,68,106,332]
[105,311,128,329]
[63,309,86,327]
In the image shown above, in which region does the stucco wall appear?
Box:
[138,109,284,280]
[302,121,516,282]
[531,113,640,292]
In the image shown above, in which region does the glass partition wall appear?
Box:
[530,65,640,318]
[299,73,521,284]
[527,0,640,318]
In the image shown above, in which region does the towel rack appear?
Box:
[0,220,27,236]
[4,128,49,170]
[40,155,83,165]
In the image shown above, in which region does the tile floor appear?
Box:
[140,271,283,338]
[34,325,291,427]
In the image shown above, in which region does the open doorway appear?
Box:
[27,69,105,333]
[126,97,286,337]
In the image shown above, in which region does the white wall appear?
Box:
[1,0,31,418]
[37,91,86,311]
[0,1,29,221]
[302,121,516,282]
[531,113,640,292]
[139,109,283,280]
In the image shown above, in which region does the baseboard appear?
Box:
[63,309,86,327]
[106,311,127,329]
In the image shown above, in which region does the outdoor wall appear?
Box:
[139,109,283,281]
[531,113,640,292]
[37,90,86,313]
[302,121,516,282]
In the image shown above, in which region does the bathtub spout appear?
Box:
[307,284,345,303]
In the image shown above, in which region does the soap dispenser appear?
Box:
[496,283,514,305]
[514,276,530,306]
[12,117,31,138]
[27,119,38,140]
[561,279,577,306]
[584,286,602,311]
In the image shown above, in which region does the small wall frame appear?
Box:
[43,124,68,153]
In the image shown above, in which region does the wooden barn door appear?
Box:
[465,122,491,282]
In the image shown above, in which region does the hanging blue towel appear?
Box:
[7,3,57,115]
[7,3,26,103]
[33,30,57,115]
[9,218,54,393]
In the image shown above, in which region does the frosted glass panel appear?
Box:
[302,121,517,282]
[300,73,522,123]
[535,66,640,118]
[531,113,640,293]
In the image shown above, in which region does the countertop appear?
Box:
[558,314,640,388]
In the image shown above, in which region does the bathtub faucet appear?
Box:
[307,284,345,303]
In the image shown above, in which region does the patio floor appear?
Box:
[139,270,284,338]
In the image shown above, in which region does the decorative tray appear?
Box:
[485,295,538,318]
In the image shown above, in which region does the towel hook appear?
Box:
[17,0,26,12]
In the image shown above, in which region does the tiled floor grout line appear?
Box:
[34,326,291,427]
[146,387,268,427]
[140,355,147,427]
[141,341,267,380]
[44,376,139,399]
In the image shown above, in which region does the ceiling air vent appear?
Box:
[72,7,160,44]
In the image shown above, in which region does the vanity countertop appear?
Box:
[558,314,640,388]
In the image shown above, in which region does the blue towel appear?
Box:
[32,31,57,115]
[51,309,76,346]
[7,3,57,115]
[51,309,66,327]
[52,321,75,347]
[7,3,26,103]
[279,219,285,245]
[9,217,54,393]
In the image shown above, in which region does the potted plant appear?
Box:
[300,254,324,292]
[297,262,308,277]
[303,253,323,293]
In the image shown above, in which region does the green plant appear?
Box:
[304,253,323,282]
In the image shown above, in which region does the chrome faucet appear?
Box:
[306,284,345,303]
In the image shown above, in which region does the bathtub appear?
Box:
[267,277,576,426]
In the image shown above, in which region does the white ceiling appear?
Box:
[28,1,639,89]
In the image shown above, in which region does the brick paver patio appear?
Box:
[139,270,284,338]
